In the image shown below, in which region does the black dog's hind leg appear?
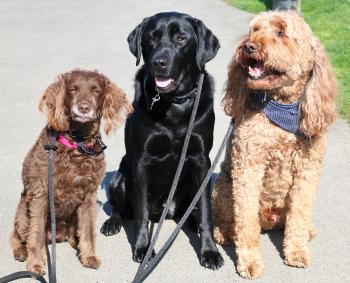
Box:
[100,162,127,236]
[194,158,224,270]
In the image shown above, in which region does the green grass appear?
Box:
[226,0,350,120]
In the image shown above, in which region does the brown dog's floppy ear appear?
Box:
[222,53,248,120]
[299,37,337,137]
[39,74,69,132]
[190,18,220,71]
[127,18,149,66]
[102,78,133,135]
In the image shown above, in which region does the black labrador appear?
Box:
[101,12,223,270]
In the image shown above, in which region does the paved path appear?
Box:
[0,1,349,282]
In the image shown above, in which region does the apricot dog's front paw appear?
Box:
[284,246,311,268]
[236,249,264,279]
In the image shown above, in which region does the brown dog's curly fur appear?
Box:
[213,12,337,279]
[10,70,132,275]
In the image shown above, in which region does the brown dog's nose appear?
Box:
[78,102,91,114]
[244,41,258,54]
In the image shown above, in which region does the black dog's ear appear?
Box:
[127,18,149,66]
[191,18,220,71]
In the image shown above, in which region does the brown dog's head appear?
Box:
[39,69,132,135]
[223,11,337,136]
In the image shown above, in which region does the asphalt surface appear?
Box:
[0,1,349,282]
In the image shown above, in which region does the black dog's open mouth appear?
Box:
[247,59,283,80]
[154,71,184,93]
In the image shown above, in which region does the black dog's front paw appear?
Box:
[200,249,224,270]
[132,246,156,263]
[100,217,122,236]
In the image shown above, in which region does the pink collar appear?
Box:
[58,134,92,149]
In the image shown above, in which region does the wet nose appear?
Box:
[78,102,91,114]
[153,55,169,70]
[244,41,258,54]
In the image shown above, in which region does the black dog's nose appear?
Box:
[153,55,169,70]
[244,41,258,54]
[78,102,91,114]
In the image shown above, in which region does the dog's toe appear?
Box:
[132,247,155,263]
[100,217,122,236]
[284,247,311,268]
[81,255,101,269]
[28,264,46,276]
[14,246,27,262]
[200,249,224,270]
[237,259,264,279]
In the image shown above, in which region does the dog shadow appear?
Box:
[99,171,136,254]
[99,170,118,216]
[263,228,284,259]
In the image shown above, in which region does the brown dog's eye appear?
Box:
[276,31,284,38]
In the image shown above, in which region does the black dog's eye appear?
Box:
[276,31,285,38]
[146,34,154,41]
[175,35,186,42]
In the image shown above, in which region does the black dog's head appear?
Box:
[127,12,220,94]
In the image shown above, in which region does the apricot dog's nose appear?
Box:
[245,41,258,54]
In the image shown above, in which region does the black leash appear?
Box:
[0,131,58,283]
[133,73,204,281]
[132,71,234,282]
[45,131,58,283]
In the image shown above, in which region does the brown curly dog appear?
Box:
[10,69,132,275]
[213,11,337,279]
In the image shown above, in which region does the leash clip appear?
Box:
[150,93,160,110]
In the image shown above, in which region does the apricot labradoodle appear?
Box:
[213,11,337,279]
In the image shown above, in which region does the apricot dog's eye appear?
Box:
[277,31,285,38]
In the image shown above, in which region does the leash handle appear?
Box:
[0,271,48,283]
[133,73,204,281]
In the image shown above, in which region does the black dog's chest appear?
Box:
[145,130,204,161]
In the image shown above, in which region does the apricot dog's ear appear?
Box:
[222,53,248,120]
[299,37,337,137]
[102,78,133,135]
[39,73,70,132]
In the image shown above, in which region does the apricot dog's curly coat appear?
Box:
[213,12,337,279]
[10,70,132,275]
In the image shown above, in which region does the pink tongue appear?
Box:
[155,77,172,88]
[249,66,263,76]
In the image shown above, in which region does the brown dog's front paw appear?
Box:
[284,247,311,268]
[81,255,101,269]
[13,246,27,262]
[27,264,46,276]
[236,249,264,279]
